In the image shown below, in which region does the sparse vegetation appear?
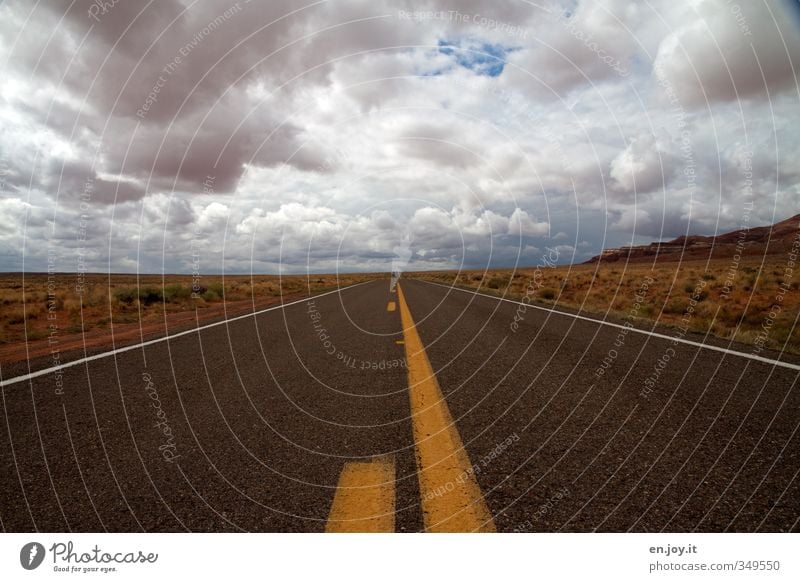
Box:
[0,272,378,355]
[406,256,800,354]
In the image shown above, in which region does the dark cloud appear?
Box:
[654,1,800,107]
[0,0,798,273]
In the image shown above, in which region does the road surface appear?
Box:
[1,279,798,532]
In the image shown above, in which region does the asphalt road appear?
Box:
[1,278,798,532]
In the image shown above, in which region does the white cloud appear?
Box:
[507,208,549,237]
[0,0,798,273]
[653,0,800,107]
[610,133,674,195]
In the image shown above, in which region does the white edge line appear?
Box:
[0,280,375,388]
[419,279,800,373]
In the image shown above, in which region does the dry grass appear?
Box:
[405,256,800,354]
[0,272,378,346]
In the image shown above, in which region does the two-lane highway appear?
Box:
[1,278,798,532]
[400,278,800,532]
[1,281,421,532]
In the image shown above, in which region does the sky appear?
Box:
[0,0,799,274]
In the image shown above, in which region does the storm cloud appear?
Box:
[1,0,798,274]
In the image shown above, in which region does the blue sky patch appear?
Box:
[437,38,512,77]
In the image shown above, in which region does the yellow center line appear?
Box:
[325,456,396,533]
[387,301,396,312]
[396,282,496,532]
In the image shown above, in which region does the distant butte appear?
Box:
[585,213,800,264]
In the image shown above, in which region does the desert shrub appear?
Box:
[84,289,106,307]
[114,286,164,305]
[7,311,26,324]
[64,299,82,315]
[540,288,557,300]
[201,289,220,301]
[114,288,137,304]
[137,286,163,305]
[639,304,654,317]
[195,283,225,301]
[163,284,192,302]
[39,294,63,309]
[486,277,507,290]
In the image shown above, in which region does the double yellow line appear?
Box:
[325,282,495,533]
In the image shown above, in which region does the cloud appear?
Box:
[653,0,800,107]
[0,0,798,273]
[507,208,549,237]
[610,133,675,195]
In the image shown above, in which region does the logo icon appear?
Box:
[20,542,45,570]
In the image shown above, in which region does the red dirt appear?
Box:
[0,291,310,366]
